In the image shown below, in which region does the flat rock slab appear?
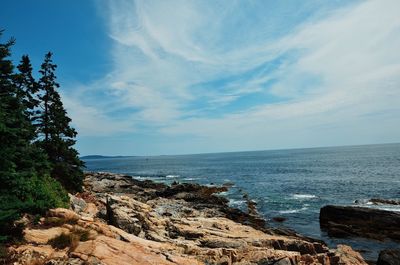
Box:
[320,205,400,240]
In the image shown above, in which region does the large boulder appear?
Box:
[333,245,368,265]
[106,195,152,236]
[377,249,400,265]
[319,205,400,240]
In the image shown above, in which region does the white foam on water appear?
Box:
[182,177,199,181]
[363,205,400,212]
[377,207,400,212]
[166,175,180,178]
[292,194,317,199]
[279,209,300,214]
[229,199,246,207]
[279,206,308,214]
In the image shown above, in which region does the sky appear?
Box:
[2,0,400,156]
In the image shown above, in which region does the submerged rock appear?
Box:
[377,249,400,265]
[320,205,400,241]
[272,216,287,223]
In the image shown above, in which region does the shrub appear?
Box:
[0,174,69,240]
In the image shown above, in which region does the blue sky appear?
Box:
[2,0,400,156]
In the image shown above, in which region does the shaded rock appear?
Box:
[44,258,85,265]
[377,249,400,265]
[274,257,292,265]
[369,198,400,205]
[156,182,229,206]
[272,217,287,223]
[200,237,246,248]
[320,205,400,241]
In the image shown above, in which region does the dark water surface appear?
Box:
[83,143,400,261]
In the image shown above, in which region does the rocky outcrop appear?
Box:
[8,172,368,265]
[368,198,400,205]
[106,195,152,236]
[333,245,367,264]
[71,235,202,265]
[320,205,400,241]
[377,249,400,265]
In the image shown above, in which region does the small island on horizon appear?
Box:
[80,155,136,160]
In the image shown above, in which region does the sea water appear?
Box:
[83,143,400,260]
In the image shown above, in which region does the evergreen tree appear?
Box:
[14,55,40,122]
[37,52,84,192]
[0,32,68,240]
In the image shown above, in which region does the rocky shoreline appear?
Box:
[5,172,368,264]
[320,205,400,241]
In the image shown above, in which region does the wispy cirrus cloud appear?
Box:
[64,0,400,155]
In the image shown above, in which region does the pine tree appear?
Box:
[14,55,40,122]
[37,52,84,192]
[0,32,68,240]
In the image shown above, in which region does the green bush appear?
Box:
[0,174,69,241]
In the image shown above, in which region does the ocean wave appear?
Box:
[166,175,180,178]
[361,205,400,212]
[292,194,317,199]
[279,206,308,214]
[376,206,400,212]
[229,199,246,207]
[182,177,199,181]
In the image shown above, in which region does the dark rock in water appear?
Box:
[222,181,235,188]
[320,205,400,241]
[377,249,400,265]
[369,198,400,205]
[272,216,287,222]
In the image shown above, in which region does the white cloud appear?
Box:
[158,0,400,149]
[62,92,134,136]
[70,0,400,153]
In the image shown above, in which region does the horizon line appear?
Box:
[80,141,400,159]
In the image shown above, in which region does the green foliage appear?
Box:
[0,244,7,259]
[0,174,69,237]
[37,52,84,192]
[0,31,76,241]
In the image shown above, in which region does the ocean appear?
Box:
[83,143,400,260]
